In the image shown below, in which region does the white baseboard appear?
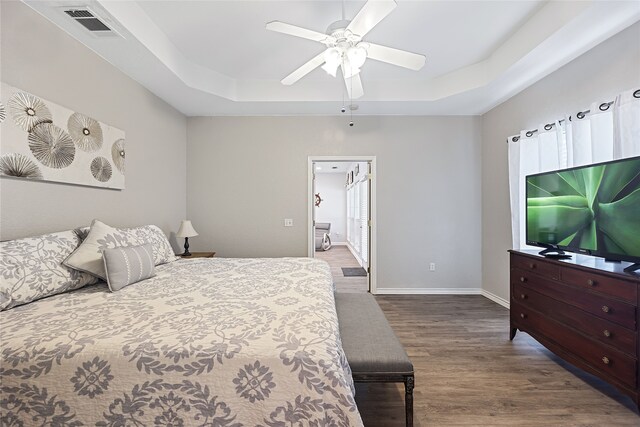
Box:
[374,287,482,295]
[481,289,510,309]
[372,287,510,309]
[346,242,357,259]
[346,242,366,267]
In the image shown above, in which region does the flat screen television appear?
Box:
[526,155,640,272]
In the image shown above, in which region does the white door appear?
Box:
[312,165,317,252]
[359,178,369,270]
[307,156,376,293]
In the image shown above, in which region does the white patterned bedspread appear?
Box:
[0,258,363,426]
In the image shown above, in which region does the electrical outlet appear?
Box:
[429,263,436,272]
[284,218,293,227]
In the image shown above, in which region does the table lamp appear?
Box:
[177,220,198,256]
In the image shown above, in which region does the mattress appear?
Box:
[0,257,363,426]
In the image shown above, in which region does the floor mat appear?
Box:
[342,267,367,277]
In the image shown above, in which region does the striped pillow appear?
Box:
[102,243,155,291]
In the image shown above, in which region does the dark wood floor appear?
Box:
[352,295,639,426]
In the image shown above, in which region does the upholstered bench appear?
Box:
[335,293,415,427]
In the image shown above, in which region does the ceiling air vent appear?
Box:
[63,8,120,37]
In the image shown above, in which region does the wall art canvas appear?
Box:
[0,82,125,189]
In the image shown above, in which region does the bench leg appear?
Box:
[405,375,414,427]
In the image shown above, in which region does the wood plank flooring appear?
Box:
[315,246,638,423]
[351,295,639,426]
[315,245,368,293]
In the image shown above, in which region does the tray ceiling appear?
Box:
[22,0,640,116]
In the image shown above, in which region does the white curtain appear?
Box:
[565,101,614,167]
[614,89,640,158]
[508,88,640,249]
[508,124,563,249]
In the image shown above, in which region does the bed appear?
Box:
[0,256,363,426]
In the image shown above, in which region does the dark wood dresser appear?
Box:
[509,250,640,410]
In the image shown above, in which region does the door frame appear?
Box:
[307,155,377,294]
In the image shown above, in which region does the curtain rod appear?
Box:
[508,89,640,143]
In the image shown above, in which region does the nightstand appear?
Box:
[179,252,216,259]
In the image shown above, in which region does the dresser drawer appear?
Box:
[561,267,637,303]
[513,282,636,355]
[511,254,559,280]
[513,301,637,388]
[512,268,636,330]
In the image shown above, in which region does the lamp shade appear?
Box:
[176,220,198,238]
[322,48,341,77]
[347,46,367,69]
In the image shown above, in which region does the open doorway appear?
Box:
[308,156,376,294]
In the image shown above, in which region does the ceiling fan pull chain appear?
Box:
[342,80,346,113]
[349,75,354,127]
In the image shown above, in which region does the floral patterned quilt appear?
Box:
[0,258,363,426]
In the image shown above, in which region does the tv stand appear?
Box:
[509,250,640,411]
[510,251,640,408]
[624,263,640,273]
[538,247,571,259]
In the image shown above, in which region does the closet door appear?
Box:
[359,179,368,269]
[353,183,360,254]
[346,184,353,246]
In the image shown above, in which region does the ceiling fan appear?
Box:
[266,0,426,100]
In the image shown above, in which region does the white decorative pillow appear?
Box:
[64,220,142,280]
[0,230,99,311]
[103,243,155,291]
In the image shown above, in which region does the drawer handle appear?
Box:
[602,356,610,365]
[520,313,527,319]
[520,294,527,300]
[602,305,610,313]
[528,263,536,269]
[587,279,596,286]
[603,330,611,338]
[520,276,527,283]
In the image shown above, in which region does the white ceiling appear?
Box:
[23,0,640,116]
[315,162,353,174]
[136,1,542,81]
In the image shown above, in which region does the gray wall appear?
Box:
[6,0,636,297]
[187,116,482,292]
[481,22,640,303]
[0,2,187,242]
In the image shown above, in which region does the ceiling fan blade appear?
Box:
[347,0,397,38]
[365,42,425,70]
[281,51,326,85]
[344,72,364,100]
[266,21,329,43]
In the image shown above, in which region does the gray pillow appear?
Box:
[103,243,155,291]
[64,220,177,280]
[0,230,99,311]
[127,225,179,265]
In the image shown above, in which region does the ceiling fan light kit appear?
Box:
[321,48,341,77]
[266,0,426,100]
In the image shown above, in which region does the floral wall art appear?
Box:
[0,82,125,189]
